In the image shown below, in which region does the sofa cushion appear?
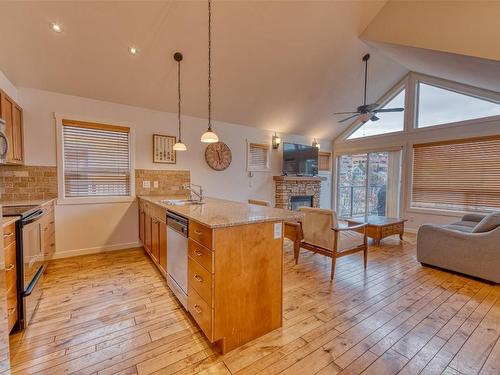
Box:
[443,224,475,233]
[451,220,478,228]
[472,213,500,233]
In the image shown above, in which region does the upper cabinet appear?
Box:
[0,89,24,164]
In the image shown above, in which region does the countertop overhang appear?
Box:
[138,195,303,228]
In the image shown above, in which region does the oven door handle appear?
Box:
[22,209,45,225]
[24,266,45,297]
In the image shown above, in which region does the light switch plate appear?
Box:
[143,180,151,188]
[274,222,282,239]
[153,181,159,188]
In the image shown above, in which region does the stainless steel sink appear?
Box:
[160,199,204,206]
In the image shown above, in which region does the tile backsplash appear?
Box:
[0,165,58,202]
[0,166,190,202]
[135,169,190,196]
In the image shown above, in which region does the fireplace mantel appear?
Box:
[273,176,326,182]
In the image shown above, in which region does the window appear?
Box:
[417,82,500,128]
[347,89,405,139]
[62,119,131,198]
[337,150,402,218]
[247,142,270,171]
[318,152,332,172]
[412,136,500,212]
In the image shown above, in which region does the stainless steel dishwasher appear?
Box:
[166,211,188,309]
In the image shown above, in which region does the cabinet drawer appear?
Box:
[188,257,213,306]
[189,221,213,250]
[188,287,213,341]
[5,264,17,291]
[7,305,17,332]
[6,284,17,332]
[3,222,16,247]
[188,239,213,273]
[5,240,16,267]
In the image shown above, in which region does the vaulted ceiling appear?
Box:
[0,0,409,140]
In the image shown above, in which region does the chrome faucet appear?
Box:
[183,183,203,203]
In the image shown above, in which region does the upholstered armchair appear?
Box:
[296,207,368,280]
[417,212,500,283]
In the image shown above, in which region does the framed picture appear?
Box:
[153,134,176,164]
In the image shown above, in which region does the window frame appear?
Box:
[55,113,136,205]
[411,73,500,131]
[334,146,403,219]
[246,140,271,172]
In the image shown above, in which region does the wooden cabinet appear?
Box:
[40,201,56,261]
[151,219,160,263]
[187,220,283,354]
[3,221,18,332]
[138,198,167,276]
[0,90,24,164]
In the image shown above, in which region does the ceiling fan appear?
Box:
[333,54,404,123]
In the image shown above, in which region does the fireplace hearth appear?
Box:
[290,195,313,211]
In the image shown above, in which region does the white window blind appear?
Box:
[62,120,131,198]
[248,142,270,171]
[412,135,500,212]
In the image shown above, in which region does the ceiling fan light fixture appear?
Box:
[359,113,371,122]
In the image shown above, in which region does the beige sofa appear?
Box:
[417,213,500,283]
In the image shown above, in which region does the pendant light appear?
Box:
[173,52,187,151]
[201,0,219,143]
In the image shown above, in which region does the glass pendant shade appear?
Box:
[201,129,219,143]
[173,141,187,151]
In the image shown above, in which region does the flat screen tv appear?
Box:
[283,142,318,176]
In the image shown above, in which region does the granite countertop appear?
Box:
[2,216,20,227]
[0,198,56,207]
[139,195,303,228]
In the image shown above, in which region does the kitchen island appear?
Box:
[137,196,301,354]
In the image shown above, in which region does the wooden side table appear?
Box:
[346,216,407,246]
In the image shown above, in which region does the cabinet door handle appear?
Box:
[193,304,202,314]
[194,230,202,235]
[194,250,202,256]
[194,274,203,283]
[7,308,15,316]
[5,264,15,271]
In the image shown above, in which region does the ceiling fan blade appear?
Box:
[338,114,360,123]
[370,115,379,122]
[373,107,404,113]
[333,111,359,115]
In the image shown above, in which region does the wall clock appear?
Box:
[205,142,232,171]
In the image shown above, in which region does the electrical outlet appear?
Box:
[143,180,151,188]
[153,181,159,188]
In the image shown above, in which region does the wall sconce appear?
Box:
[272,132,281,149]
[312,138,320,150]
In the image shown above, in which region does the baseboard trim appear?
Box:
[52,241,142,259]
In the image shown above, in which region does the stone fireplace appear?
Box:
[274,176,325,210]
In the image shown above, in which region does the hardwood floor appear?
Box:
[9,235,500,375]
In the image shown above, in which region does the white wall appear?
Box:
[18,87,331,257]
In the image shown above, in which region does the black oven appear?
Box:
[3,205,47,329]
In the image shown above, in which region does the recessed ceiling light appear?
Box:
[51,23,62,33]
[129,47,138,55]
